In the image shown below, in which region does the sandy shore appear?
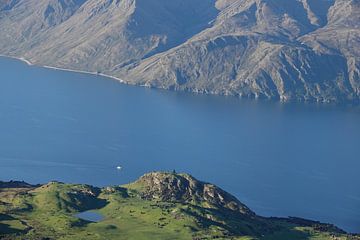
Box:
[0,54,34,66]
[0,54,125,83]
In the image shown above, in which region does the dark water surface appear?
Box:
[0,57,359,233]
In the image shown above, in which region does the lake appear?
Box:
[0,57,359,233]
[76,211,104,222]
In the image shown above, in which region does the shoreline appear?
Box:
[0,54,125,84]
[0,54,33,66]
[1,54,359,105]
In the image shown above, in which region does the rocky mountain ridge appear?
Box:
[128,172,255,215]
[0,0,359,102]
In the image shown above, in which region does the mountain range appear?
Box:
[0,0,359,102]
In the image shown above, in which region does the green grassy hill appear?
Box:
[0,172,358,240]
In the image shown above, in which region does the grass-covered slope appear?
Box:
[0,172,358,240]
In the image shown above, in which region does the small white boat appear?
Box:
[116,166,122,170]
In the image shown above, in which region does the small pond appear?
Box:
[75,211,104,222]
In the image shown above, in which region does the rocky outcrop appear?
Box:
[0,0,359,103]
[132,172,255,215]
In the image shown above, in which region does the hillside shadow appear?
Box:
[180,205,322,239]
[260,228,312,240]
[0,214,27,235]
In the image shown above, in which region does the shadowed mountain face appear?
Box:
[0,0,359,102]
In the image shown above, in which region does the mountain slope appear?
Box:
[0,0,359,102]
[1,172,358,239]
[120,0,360,102]
[0,0,218,71]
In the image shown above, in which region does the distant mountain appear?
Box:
[0,0,359,102]
[1,171,358,239]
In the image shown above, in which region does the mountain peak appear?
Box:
[128,171,255,216]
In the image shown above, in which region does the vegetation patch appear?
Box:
[0,172,358,240]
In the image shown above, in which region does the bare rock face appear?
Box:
[0,0,218,71]
[133,172,255,216]
[0,0,359,103]
[120,0,360,102]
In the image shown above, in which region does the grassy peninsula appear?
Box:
[0,172,358,240]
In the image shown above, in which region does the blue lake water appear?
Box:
[76,211,104,222]
[0,57,359,233]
